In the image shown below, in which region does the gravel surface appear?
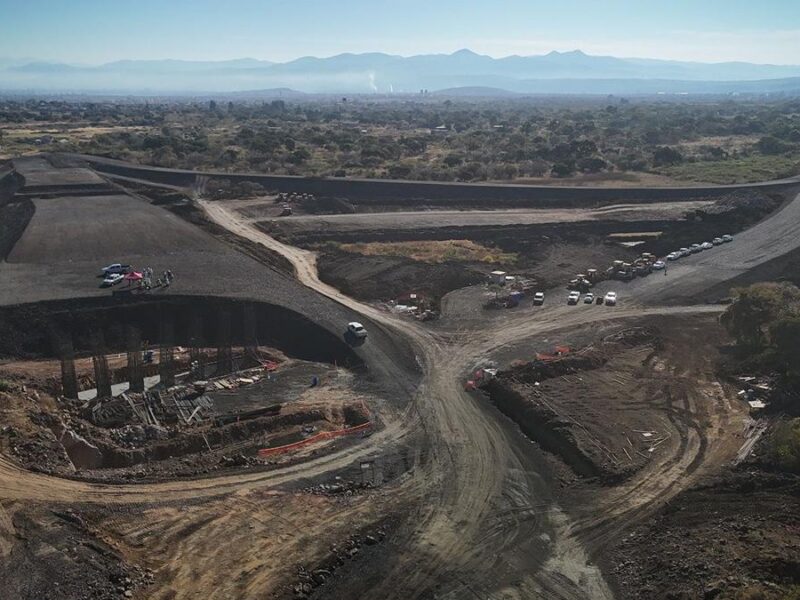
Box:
[12,156,105,187]
[256,201,714,235]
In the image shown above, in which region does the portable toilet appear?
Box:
[490,270,507,285]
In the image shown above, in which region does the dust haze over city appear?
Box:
[1,1,800,599]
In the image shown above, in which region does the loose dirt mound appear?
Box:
[317,249,487,305]
[642,189,784,256]
[608,471,800,599]
[0,505,150,600]
[482,327,660,482]
[481,316,735,483]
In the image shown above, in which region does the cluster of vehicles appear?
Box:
[665,234,733,261]
[568,290,617,306]
[532,289,618,307]
[100,263,131,287]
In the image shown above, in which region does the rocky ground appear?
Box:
[317,249,487,307]
[0,357,375,483]
[608,468,800,600]
[0,503,154,600]
[480,315,741,484]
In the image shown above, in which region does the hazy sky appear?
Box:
[1,0,799,65]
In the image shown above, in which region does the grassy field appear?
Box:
[337,240,517,265]
[0,123,148,159]
[658,154,800,184]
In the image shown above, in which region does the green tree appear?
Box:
[577,157,607,173]
[288,147,311,164]
[757,135,789,155]
[652,146,683,167]
[721,283,800,350]
[767,419,800,473]
[770,317,800,382]
[443,153,464,167]
[551,161,575,178]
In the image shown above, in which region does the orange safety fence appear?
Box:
[257,422,372,457]
[535,345,571,361]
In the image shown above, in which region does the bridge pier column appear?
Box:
[242,302,259,365]
[92,354,112,398]
[159,305,176,388]
[215,307,233,375]
[160,346,175,387]
[91,331,112,399]
[60,357,78,399]
[126,326,144,393]
[189,307,205,379]
[49,324,78,399]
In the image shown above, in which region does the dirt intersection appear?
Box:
[1,158,799,598]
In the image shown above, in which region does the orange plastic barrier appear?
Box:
[258,422,372,457]
[535,345,572,361]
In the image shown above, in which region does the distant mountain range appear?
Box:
[2,49,800,96]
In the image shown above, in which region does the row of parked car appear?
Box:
[568,290,617,306]
[665,234,733,262]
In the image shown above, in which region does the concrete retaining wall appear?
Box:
[77,154,800,208]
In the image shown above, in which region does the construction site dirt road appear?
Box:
[195,197,773,599]
[2,156,800,599]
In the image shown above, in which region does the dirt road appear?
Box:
[197,198,734,599]
[251,201,713,234]
[625,187,800,302]
[2,160,793,598]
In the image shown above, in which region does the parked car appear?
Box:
[722,234,733,243]
[701,242,714,250]
[690,244,702,253]
[347,322,368,339]
[604,291,618,306]
[667,252,680,261]
[652,260,666,270]
[101,263,131,275]
[712,237,723,245]
[583,292,594,304]
[679,247,691,257]
[568,291,581,305]
[102,273,124,287]
[533,291,545,305]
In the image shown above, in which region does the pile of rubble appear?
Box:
[737,375,775,411]
[291,528,388,598]
[109,424,169,449]
[302,478,373,497]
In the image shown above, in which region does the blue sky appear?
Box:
[1,0,799,64]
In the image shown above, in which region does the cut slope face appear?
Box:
[13,156,105,188]
[8,194,214,264]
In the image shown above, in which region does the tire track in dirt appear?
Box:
[196,201,744,599]
[0,191,753,599]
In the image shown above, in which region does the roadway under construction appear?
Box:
[0,154,799,599]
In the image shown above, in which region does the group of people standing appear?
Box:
[140,267,175,290]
